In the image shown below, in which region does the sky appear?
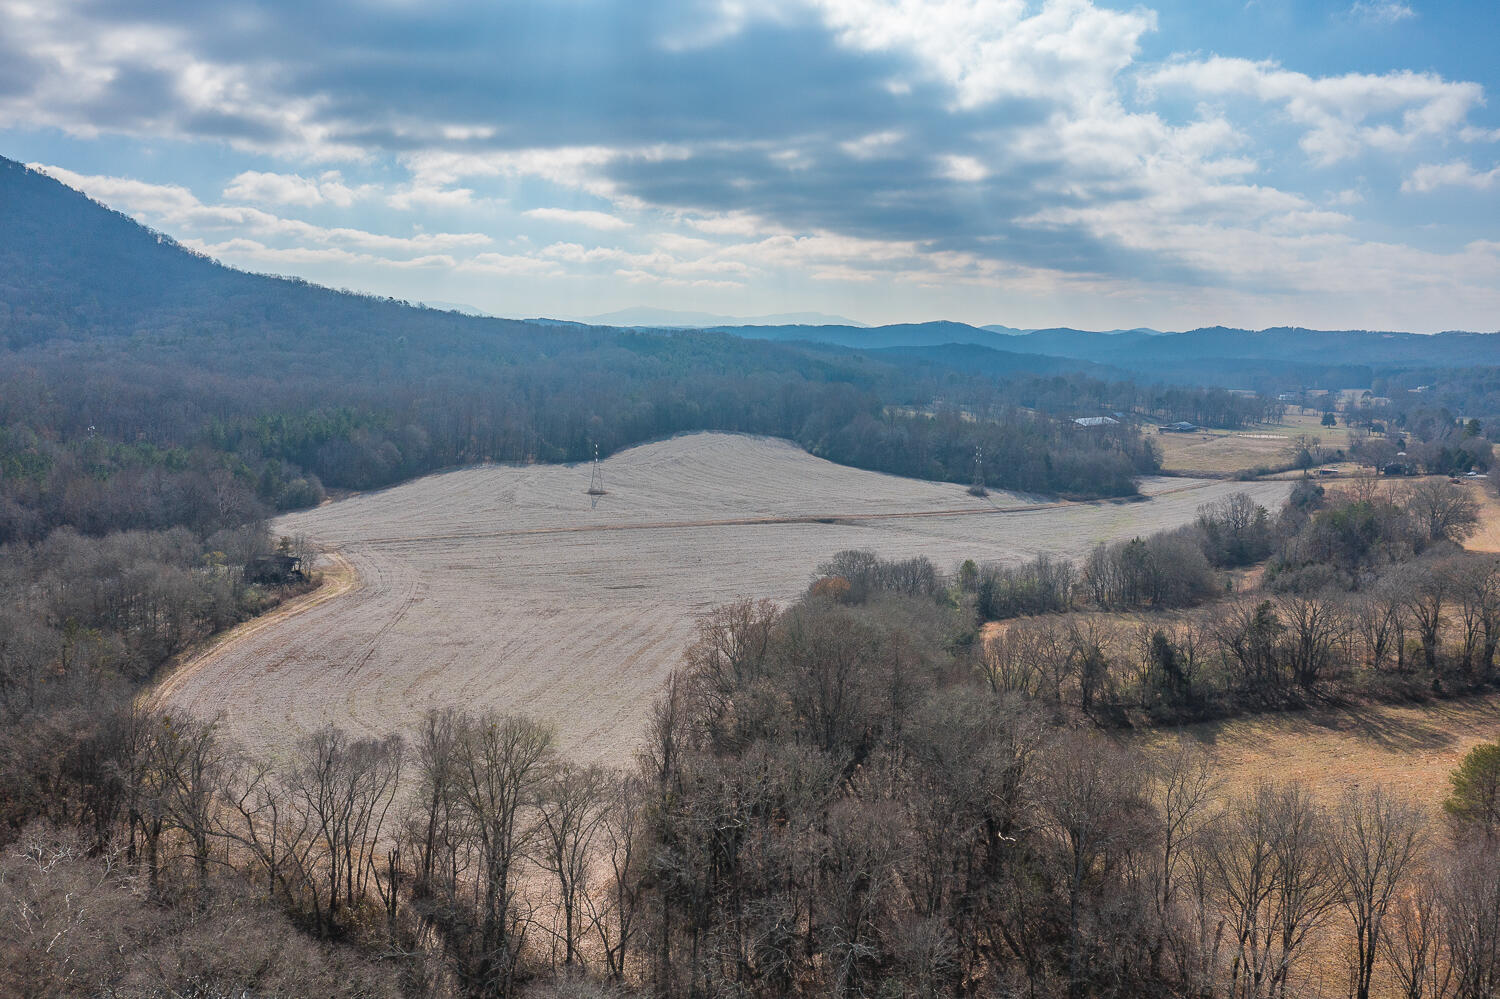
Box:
[2,0,1499,332]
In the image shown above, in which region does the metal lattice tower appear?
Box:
[586,444,607,496]
[969,446,988,497]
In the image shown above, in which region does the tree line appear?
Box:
[6,586,1500,998]
[815,475,1500,725]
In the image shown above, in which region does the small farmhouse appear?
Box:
[244,553,305,585]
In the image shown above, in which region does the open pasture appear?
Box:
[1153,407,1356,476]
[159,433,1291,764]
[1143,694,1500,818]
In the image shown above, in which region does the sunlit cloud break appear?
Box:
[2,0,1497,331]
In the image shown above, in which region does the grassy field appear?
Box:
[160,433,1290,765]
[1153,407,1360,476]
[1138,695,1500,817]
[1462,477,1500,552]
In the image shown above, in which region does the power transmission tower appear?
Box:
[586,444,607,496]
[968,446,988,497]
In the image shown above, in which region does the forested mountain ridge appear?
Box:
[709,318,1500,366]
[0,155,1171,550]
[706,318,1500,390]
[0,154,555,349]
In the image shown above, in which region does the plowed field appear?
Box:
[158,434,1291,764]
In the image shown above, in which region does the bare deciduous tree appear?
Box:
[1276,593,1349,691]
[1204,782,1338,999]
[442,711,555,998]
[535,763,613,969]
[1382,877,1454,999]
[283,726,405,936]
[1438,842,1500,999]
[1039,732,1152,999]
[1403,480,1481,546]
[1331,786,1427,999]
[583,773,647,983]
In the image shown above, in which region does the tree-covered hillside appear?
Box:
[0,155,1167,549]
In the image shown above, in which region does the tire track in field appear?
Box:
[342,553,425,678]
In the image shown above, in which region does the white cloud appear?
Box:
[839,130,905,159]
[812,0,1155,111]
[937,155,988,182]
[523,207,632,231]
[0,1,363,161]
[1403,160,1500,193]
[397,145,690,207]
[33,163,491,259]
[455,252,567,277]
[30,163,200,216]
[223,170,371,208]
[10,0,1500,329]
[613,268,744,289]
[683,212,773,237]
[1143,58,1486,165]
[181,237,458,272]
[1349,1,1415,25]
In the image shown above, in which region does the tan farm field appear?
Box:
[1153,407,1358,476]
[157,433,1290,766]
[1141,695,1500,818]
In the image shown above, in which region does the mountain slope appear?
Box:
[0,153,1161,543]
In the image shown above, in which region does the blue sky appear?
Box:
[2,0,1498,331]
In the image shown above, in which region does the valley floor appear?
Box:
[159,433,1290,763]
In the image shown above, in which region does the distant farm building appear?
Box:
[1073,416,1120,428]
[245,553,305,585]
[1159,422,1200,433]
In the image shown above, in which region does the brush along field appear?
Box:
[159,433,1290,765]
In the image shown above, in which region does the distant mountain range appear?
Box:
[981,324,1165,336]
[691,321,1500,389]
[5,151,1497,398]
[703,319,1496,364]
[563,306,869,328]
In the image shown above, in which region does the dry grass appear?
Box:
[160,433,1290,765]
[1138,693,1500,817]
[1461,478,1500,553]
[1154,408,1359,476]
